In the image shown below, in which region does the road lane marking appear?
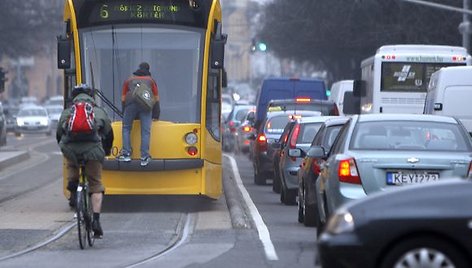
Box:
[226,154,279,261]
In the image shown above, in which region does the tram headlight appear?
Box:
[185,132,198,145]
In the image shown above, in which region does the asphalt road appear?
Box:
[0,134,319,268]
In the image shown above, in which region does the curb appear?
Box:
[0,151,30,170]
[223,155,252,229]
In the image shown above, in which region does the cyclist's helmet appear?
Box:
[71,84,94,98]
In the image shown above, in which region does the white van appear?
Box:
[424,66,472,134]
[329,80,353,115]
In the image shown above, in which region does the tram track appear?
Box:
[0,213,194,267]
[125,213,194,267]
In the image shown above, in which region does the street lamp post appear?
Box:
[401,0,472,53]
[461,0,471,52]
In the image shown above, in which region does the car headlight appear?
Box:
[40,118,49,126]
[325,210,355,235]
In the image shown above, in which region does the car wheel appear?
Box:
[254,169,266,185]
[303,187,317,227]
[316,193,327,237]
[282,188,296,206]
[381,236,469,268]
[297,187,304,223]
[272,170,281,193]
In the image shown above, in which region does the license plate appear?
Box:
[386,171,439,185]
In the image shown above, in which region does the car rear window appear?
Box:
[298,122,323,143]
[235,108,250,121]
[350,120,472,151]
[265,116,290,134]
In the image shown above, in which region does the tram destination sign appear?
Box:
[78,0,210,28]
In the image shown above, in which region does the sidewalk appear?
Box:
[0,148,30,170]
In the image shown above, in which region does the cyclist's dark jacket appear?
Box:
[56,93,113,165]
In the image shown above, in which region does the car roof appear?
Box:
[297,116,339,124]
[323,116,350,126]
[268,98,335,105]
[265,110,322,119]
[356,114,458,124]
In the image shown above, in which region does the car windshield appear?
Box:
[350,121,472,151]
[18,109,47,117]
[46,107,63,114]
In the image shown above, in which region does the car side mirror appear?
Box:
[353,80,366,97]
[272,142,281,149]
[342,92,360,114]
[288,148,305,158]
[307,146,326,159]
[57,35,71,69]
[247,111,255,123]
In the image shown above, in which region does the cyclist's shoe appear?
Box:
[140,156,151,167]
[117,154,131,162]
[92,220,103,239]
[68,191,77,208]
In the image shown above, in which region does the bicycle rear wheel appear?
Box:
[84,189,95,247]
[76,186,87,249]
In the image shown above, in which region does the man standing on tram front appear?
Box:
[118,62,160,167]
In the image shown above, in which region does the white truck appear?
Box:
[424,66,472,135]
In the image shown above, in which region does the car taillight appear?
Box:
[338,158,361,184]
[229,121,236,133]
[257,133,268,151]
[289,124,301,149]
[311,158,321,175]
[468,162,472,178]
[296,97,311,103]
[330,105,340,116]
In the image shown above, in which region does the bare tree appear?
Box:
[0,0,63,61]
[258,0,462,83]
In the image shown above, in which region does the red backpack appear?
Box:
[66,101,98,142]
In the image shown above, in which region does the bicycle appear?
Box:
[76,160,95,249]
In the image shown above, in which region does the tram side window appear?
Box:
[206,71,220,140]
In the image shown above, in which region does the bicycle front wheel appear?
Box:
[76,187,87,249]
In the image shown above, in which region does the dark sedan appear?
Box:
[251,110,322,185]
[318,178,472,268]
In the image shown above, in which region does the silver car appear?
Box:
[278,116,336,205]
[15,105,52,136]
[314,114,472,231]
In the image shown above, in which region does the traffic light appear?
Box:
[0,67,6,93]
[257,42,267,52]
[250,39,268,52]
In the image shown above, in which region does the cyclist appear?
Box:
[56,84,113,238]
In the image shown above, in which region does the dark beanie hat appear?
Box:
[133,62,151,76]
[139,62,150,71]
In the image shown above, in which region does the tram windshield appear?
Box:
[80,25,204,123]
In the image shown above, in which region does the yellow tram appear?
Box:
[58,0,227,199]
